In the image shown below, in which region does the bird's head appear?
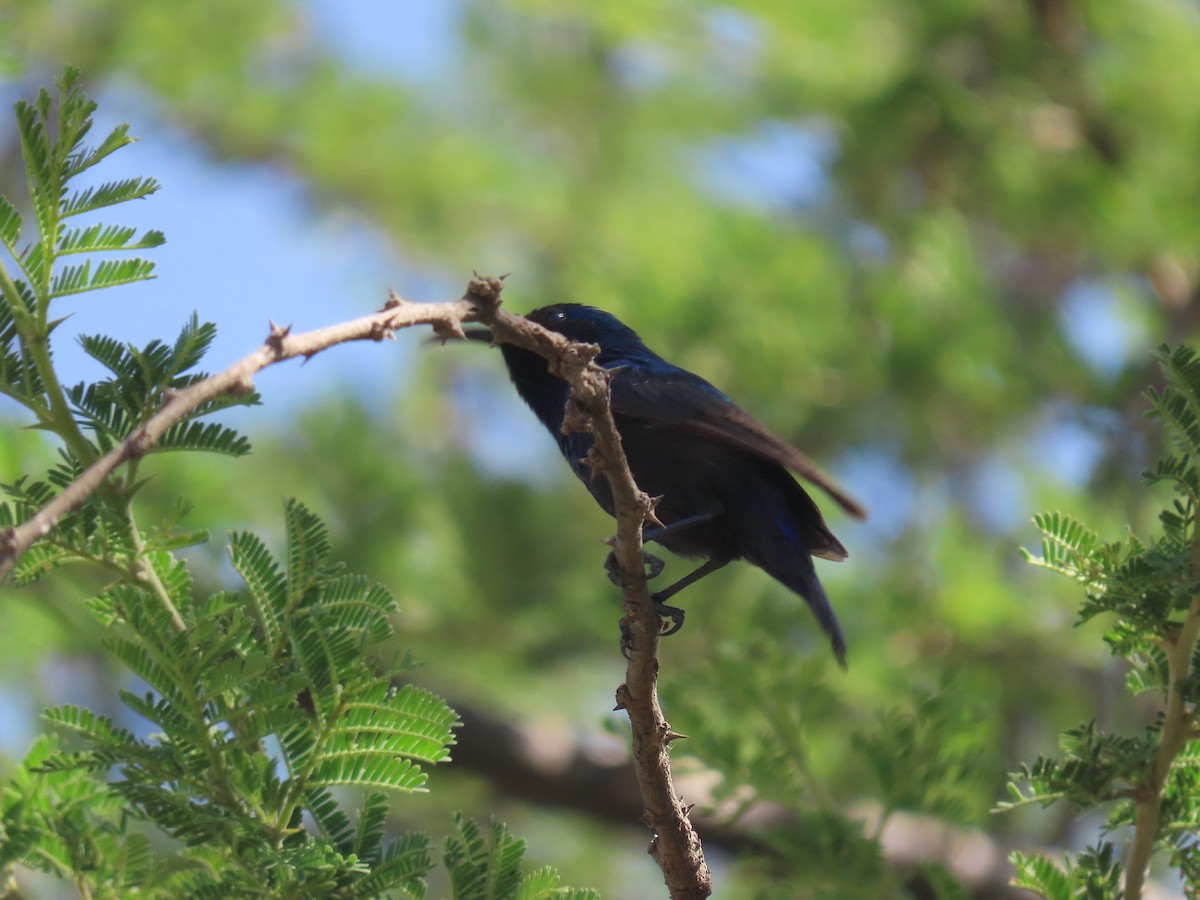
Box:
[527,304,661,367]
[464,304,659,367]
[525,304,632,345]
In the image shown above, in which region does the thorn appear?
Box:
[644,495,665,530]
[383,289,404,310]
[581,446,605,472]
[682,802,696,818]
[228,375,255,397]
[664,730,688,745]
[159,387,179,408]
[369,320,395,342]
[431,318,467,343]
[266,320,292,356]
[614,683,631,711]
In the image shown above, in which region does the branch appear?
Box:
[0,291,477,583]
[467,277,712,898]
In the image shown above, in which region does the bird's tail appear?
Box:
[753,550,848,668]
[742,493,848,666]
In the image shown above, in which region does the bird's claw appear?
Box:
[605,549,665,588]
[653,594,686,636]
[618,595,686,657]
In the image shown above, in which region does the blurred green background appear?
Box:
[1,0,1196,896]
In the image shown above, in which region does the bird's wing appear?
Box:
[609,367,867,522]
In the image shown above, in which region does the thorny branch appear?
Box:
[467,275,712,899]
[0,292,474,583]
[1,274,713,897]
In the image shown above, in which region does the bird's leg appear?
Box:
[605,548,665,587]
[650,556,730,635]
[642,509,717,544]
[614,510,724,648]
[618,557,731,656]
[608,508,718,587]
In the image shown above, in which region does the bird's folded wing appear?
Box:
[610,370,867,521]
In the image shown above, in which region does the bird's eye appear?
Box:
[550,310,566,323]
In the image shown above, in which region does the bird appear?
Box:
[466,304,865,664]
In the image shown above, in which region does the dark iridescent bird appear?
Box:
[468,304,865,664]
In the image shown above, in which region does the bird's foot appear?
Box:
[618,595,686,658]
[652,593,686,636]
[605,549,665,588]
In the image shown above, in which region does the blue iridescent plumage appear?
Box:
[478,304,864,664]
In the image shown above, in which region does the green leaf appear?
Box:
[155,420,251,456]
[50,256,156,298]
[1022,511,1106,584]
[308,754,428,792]
[41,705,138,749]
[285,497,337,604]
[1011,851,1073,900]
[347,831,434,900]
[61,176,160,217]
[352,791,391,859]
[516,866,601,900]
[230,530,286,648]
[64,122,137,181]
[444,814,527,900]
[0,193,21,251]
[57,222,166,255]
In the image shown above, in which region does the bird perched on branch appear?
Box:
[467,305,864,665]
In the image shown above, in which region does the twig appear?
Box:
[466,276,713,898]
[0,292,476,583]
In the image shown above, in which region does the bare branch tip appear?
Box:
[465,273,506,314]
